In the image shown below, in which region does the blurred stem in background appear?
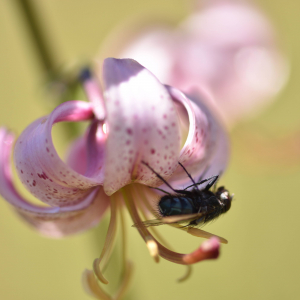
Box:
[15,0,84,137]
[16,0,57,73]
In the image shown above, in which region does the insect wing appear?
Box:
[132,219,165,228]
[161,213,204,224]
[132,212,205,229]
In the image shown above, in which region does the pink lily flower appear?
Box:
[105,0,288,127]
[0,58,229,299]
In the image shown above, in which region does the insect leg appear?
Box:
[183,175,217,190]
[178,162,198,189]
[204,175,219,191]
[149,187,172,195]
[142,161,178,193]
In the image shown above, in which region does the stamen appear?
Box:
[122,186,160,263]
[82,269,112,300]
[121,188,196,283]
[183,237,220,264]
[177,265,192,283]
[137,186,192,282]
[119,205,127,273]
[146,236,159,263]
[123,185,221,265]
[186,227,228,244]
[83,195,133,300]
[93,194,119,284]
[93,258,108,285]
[113,261,134,300]
[136,186,172,249]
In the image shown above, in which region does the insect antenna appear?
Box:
[178,162,198,190]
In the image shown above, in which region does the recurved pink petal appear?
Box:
[66,136,88,175]
[117,26,175,84]
[102,58,181,195]
[0,128,109,237]
[166,86,229,188]
[17,188,109,238]
[13,101,106,206]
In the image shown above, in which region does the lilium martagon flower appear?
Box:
[0,58,229,299]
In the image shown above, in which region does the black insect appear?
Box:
[136,161,233,229]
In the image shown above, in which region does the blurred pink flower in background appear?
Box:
[0,58,229,299]
[106,0,289,127]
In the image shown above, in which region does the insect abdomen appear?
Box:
[159,196,195,216]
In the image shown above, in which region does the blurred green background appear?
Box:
[0,0,299,299]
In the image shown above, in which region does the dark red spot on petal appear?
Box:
[126,128,132,135]
[151,149,156,154]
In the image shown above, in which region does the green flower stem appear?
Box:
[15,0,57,73]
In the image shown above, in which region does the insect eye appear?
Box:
[220,191,229,201]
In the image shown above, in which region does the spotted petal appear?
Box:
[166,86,229,188]
[102,58,181,195]
[0,128,109,237]
[13,101,104,206]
